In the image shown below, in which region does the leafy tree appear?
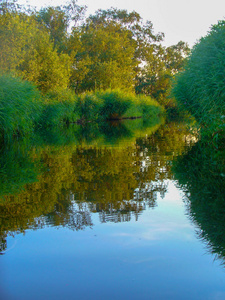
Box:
[135,41,190,106]
[35,1,87,52]
[68,21,137,92]
[0,7,71,92]
[68,8,164,93]
[36,6,69,52]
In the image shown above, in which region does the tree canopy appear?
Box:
[0,0,189,97]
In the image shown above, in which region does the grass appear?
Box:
[0,73,42,141]
[78,89,164,122]
[39,89,80,127]
[0,74,164,144]
[172,20,225,147]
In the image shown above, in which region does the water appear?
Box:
[0,120,225,300]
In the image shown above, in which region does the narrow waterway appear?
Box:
[0,120,224,300]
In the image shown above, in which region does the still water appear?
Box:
[0,120,225,300]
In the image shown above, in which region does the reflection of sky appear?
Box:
[1,181,225,300]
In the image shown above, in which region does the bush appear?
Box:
[40,89,79,127]
[96,89,132,120]
[95,89,163,121]
[77,93,104,121]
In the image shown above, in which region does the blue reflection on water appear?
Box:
[1,181,225,300]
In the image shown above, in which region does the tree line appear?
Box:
[0,0,189,104]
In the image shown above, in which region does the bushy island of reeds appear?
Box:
[0,73,164,142]
[172,20,225,150]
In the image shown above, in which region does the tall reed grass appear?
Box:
[172,20,225,144]
[40,89,80,127]
[0,73,42,141]
[77,89,164,122]
[0,74,164,143]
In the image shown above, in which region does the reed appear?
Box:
[39,89,80,127]
[0,74,164,140]
[0,73,42,141]
[79,89,164,121]
[172,20,225,145]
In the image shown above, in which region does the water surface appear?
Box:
[0,120,225,300]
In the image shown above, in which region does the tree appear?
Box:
[35,1,87,52]
[67,8,164,93]
[68,21,137,92]
[0,7,71,92]
[135,41,190,106]
[36,6,69,52]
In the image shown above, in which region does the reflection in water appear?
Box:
[0,120,196,254]
[173,141,225,264]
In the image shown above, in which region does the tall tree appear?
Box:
[68,21,137,92]
[0,7,71,92]
[68,8,164,93]
[35,1,87,52]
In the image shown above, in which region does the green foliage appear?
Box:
[0,73,42,141]
[0,8,71,92]
[77,93,104,121]
[173,141,225,261]
[76,89,164,122]
[36,6,69,51]
[137,94,164,118]
[0,72,163,141]
[136,41,190,105]
[172,20,225,142]
[40,89,79,127]
[97,90,132,120]
[0,1,189,100]
[68,19,137,93]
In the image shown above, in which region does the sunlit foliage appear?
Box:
[0,3,71,92]
[0,0,189,101]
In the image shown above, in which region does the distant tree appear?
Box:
[135,41,190,105]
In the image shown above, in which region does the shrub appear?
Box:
[96,89,132,120]
[77,93,104,121]
[38,88,79,127]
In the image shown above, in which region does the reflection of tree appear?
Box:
[0,142,40,196]
[0,121,195,253]
[46,199,93,230]
[173,142,225,264]
[0,232,7,254]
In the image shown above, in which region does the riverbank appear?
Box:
[0,74,164,143]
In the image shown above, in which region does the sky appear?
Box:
[18,0,225,47]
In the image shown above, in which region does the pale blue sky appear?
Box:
[19,0,225,47]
